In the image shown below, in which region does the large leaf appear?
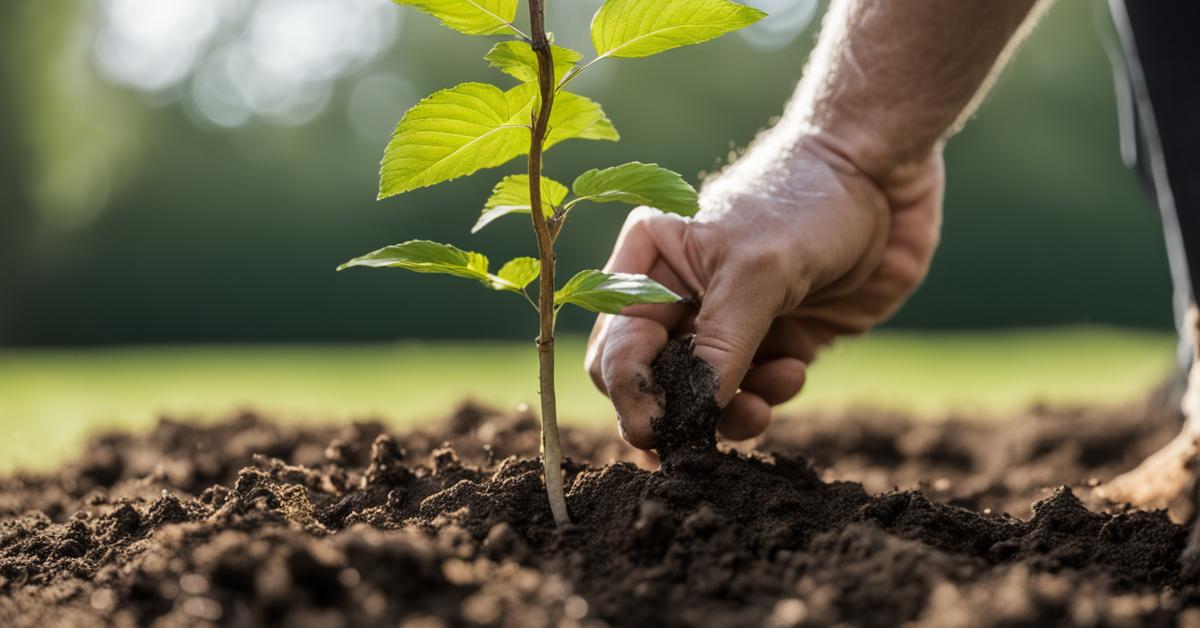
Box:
[555,270,681,313]
[591,0,766,59]
[473,175,569,233]
[572,162,699,215]
[338,239,529,293]
[379,83,531,199]
[380,83,617,199]
[496,257,541,290]
[394,0,519,36]
[486,41,583,84]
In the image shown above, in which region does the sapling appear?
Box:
[339,0,765,524]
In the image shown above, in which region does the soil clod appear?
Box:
[648,337,722,457]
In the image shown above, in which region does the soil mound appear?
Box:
[1,380,1197,625]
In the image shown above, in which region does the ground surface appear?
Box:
[0,329,1174,472]
[2,391,1198,626]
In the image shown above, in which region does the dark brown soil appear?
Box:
[2,352,1199,626]
[648,337,721,456]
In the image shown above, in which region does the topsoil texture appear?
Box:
[2,341,1199,627]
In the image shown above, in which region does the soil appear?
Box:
[2,343,1200,627]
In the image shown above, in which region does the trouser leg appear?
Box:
[1109,1,1200,421]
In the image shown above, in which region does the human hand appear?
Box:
[585,136,942,448]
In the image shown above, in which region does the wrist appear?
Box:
[698,112,943,219]
[788,118,944,198]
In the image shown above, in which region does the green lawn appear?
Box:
[0,328,1175,473]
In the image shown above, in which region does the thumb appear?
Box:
[690,265,784,406]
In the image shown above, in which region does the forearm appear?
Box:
[725,0,1047,189]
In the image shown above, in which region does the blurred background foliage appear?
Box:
[0,0,1173,347]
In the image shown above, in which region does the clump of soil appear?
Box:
[648,337,722,456]
[1,370,1198,626]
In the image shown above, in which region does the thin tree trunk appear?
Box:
[526,0,569,525]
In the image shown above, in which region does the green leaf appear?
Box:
[380,83,618,199]
[338,240,536,294]
[394,0,519,36]
[496,257,541,290]
[486,41,583,84]
[338,240,491,281]
[499,83,620,149]
[379,82,531,199]
[591,0,766,59]
[572,162,699,215]
[546,91,620,147]
[555,270,681,313]
[473,175,569,233]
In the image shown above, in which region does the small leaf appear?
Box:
[546,91,620,147]
[338,240,492,284]
[500,83,620,149]
[339,240,537,295]
[486,41,583,84]
[496,257,541,290]
[379,82,530,199]
[395,0,519,36]
[555,270,681,313]
[572,162,699,215]
[473,175,569,233]
[591,0,766,59]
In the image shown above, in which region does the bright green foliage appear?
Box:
[349,0,764,527]
[496,257,541,289]
[338,239,488,279]
[337,240,531,293]
[591,0,766,59]
[555,269,682,313]
[380,84,617,199]
[500,83,620,148]
[362,0,765,312]
[572,162,699,215]
[546,92,620,146]
[378,83,531,199]
[394,0,520,36]
[473,175,568,233]
[486,41,583,84]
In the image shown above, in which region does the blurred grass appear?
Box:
[0,327,1175,473]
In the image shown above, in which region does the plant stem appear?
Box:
[555,54,606,92]
[526,0,569,525]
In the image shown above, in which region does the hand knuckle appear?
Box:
[691,332,740,360]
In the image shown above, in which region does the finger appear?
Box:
[586,313,613,394]
[601,315,671,450]
[740,357,807,406]
[587,208,694,397]
[629,448,660,472]
[587,258,692,397]
[691,265,784,406]
[622,259,693,329]
[755,316,844,365]
[717,391,772,441]
[603,207,701,294]
[605,213,697,331]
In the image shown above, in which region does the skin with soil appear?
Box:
[2,357,1199,626]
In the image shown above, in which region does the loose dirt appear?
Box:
[1,347,1197,627]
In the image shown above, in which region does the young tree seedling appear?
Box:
[339,0,766,524]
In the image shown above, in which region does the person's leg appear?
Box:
[1108,0,1198,399]
[1097,0,1200,515]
